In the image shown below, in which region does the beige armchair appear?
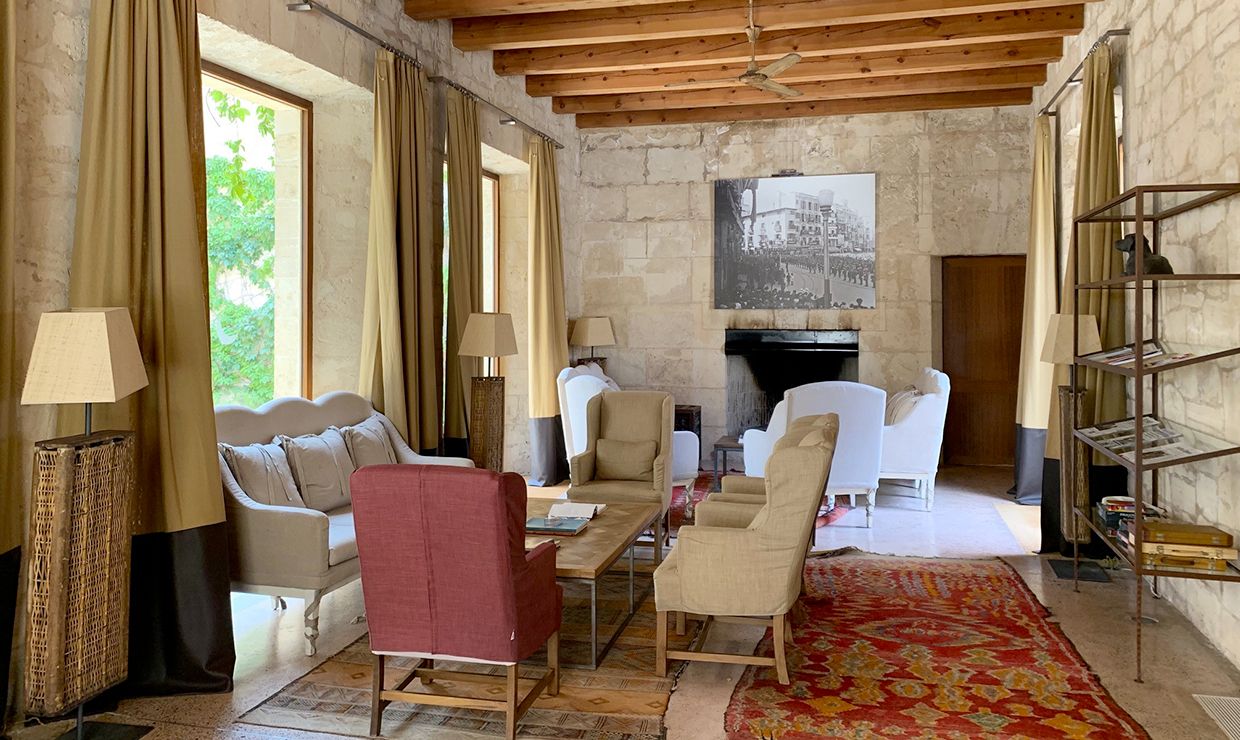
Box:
[653,414,838,685]
[567,390,674,559]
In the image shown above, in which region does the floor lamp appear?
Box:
[21,308,151,740]
[459,312,518,472]
[1041,313,1103,545]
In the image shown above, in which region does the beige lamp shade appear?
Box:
[459,312,518,358]
[570,317,615,348]
[22,308,149,405]
[1040,313,1104,365]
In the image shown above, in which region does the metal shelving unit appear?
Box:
[1068,183,1240,683]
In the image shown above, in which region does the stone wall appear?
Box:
[1035,0,1240,669]
[574,112,1032,458]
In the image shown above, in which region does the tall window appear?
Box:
[201,65,311,407]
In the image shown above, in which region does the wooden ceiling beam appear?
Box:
[553,64,1047,113]
[405,0,667,22]
[575,87,1034,127]
[492,5,1085,75]
[525,38,1063,97]
[454,0,1093,52]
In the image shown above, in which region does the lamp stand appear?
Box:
[1058,384,1091,544]
[469,375,505,472]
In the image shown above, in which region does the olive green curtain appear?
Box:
[527,136,569,485]
[358,51,442,452]
[0,0,20,554]
[1046,43,1125,462]
[1010,115,1057,504]
[66,0,223,534]
[444,89,482,441]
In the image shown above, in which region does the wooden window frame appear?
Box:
[482,170,502,375]
[201,60,315,397]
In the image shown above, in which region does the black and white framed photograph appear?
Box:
[713,173,876,310]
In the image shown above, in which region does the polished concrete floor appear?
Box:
[14,466,1240,739]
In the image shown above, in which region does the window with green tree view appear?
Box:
[202,68,310,408]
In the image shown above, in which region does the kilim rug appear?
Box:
[725,556,1149,739]
[239,568,697,739]
[671,472,849,533]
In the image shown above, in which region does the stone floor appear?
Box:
[14,466,1240,739]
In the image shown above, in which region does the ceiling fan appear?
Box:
[664,0,803,98]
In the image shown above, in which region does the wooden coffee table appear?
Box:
[526,499,661,669]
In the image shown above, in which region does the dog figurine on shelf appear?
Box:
[1115,234,1174,276]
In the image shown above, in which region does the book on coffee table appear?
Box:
[526,516,590,536]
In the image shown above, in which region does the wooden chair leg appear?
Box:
[675,611,686,636]
[652,516,664,564]
[773,614,790,685]
[504,664,519,740]
[655,610,668,677]
[370,653,385,737]
[547,630,560,696]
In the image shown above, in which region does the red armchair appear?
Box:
[351,464,561,739]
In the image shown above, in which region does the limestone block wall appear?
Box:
[573,111,1032,458]
[1034,0,1240,669]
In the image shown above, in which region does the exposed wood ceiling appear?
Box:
[405,0,1093,127]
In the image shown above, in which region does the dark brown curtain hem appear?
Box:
[528,416,568,487]
[1038,459,1126,557]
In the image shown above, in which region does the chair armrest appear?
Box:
[221,460,329,583]
[569,450,595,485]
[694,500,760,529]
[652,452,672,512]
[525,540,557,575]
[720,475,765,497]
[377,413,475,467]
[516,540,562,638]
[673,525,796,616]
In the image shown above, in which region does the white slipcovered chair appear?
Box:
[879,368,951,511]
[741,381,885,527]
[557,364,700,484]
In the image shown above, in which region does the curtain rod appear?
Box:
[286,1,565,151]
[1038,28,1130,116]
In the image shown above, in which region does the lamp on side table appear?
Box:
[459,312,518,471]
[570,317,614,369]
[21,308,151,739]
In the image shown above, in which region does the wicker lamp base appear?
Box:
[469,376,506,472]
[1057,385,1091,544]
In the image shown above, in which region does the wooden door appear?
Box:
[941,255,1026,466]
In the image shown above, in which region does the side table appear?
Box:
[711,435,743,492]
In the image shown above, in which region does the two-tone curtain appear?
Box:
[1009,115,1057,505]
[1041,43,1126,554]
[66,0,233,691]
[526,137,570,486]
[0,0,22,716]
[358,50,442,453]
[444,88,482,451]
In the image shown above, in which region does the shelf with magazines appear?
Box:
[1066,183,1240,684]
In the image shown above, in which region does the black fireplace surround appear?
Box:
[724,329,859,436]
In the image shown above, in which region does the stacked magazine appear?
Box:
[1078,417,1199,464]
[1079,340,1193,369]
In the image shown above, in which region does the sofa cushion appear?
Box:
[326,506,357,566]
[280,428,357,512]
[885,387,921,425]
[340,413,398,468]
[219,441,305,508]
[595,438,656,481]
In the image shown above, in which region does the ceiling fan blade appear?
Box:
[664,77,744,89]
[758,53,801,79]
[748,78,803,98]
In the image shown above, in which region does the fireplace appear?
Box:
[725,329,859,435]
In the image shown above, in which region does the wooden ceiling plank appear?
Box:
[493,5,1084,75]
[553,64,1047,113]
[454,0,1094,51]
[525,38,1063,96]
[574,87,1034,127]
[406,0,669,22]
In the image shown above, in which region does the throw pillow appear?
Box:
[595,438,657,482]
[279,428,357,512]
[885,387,922,425]
[339,413,398,468]
[219,441,305,508]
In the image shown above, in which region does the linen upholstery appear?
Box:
[341,413,399,468]
[568,390,674,513]
[280,428,357,512]
[595,439,656,481]
[352,465,562,663]
[654,415,837,617]
[219,441,304,508]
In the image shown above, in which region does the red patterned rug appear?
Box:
[725,556,1149,739]
[671,473,850,533]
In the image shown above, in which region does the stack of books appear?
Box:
[1118,520,1237,573]
[1095,495,1164,538]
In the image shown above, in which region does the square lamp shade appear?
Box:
[459,312,518,358]
[1040,313,1103,365]
[22,308,148,405]
[570,317,615,348]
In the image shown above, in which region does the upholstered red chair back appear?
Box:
[351,465,561,664]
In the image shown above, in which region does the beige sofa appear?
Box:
[216,391,472,655]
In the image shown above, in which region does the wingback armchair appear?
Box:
[653,414,838,685]
[351,465,561,740]
[567,390,674,558]
[879,368,951,510]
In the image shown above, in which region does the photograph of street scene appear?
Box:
[713,172,876,309]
